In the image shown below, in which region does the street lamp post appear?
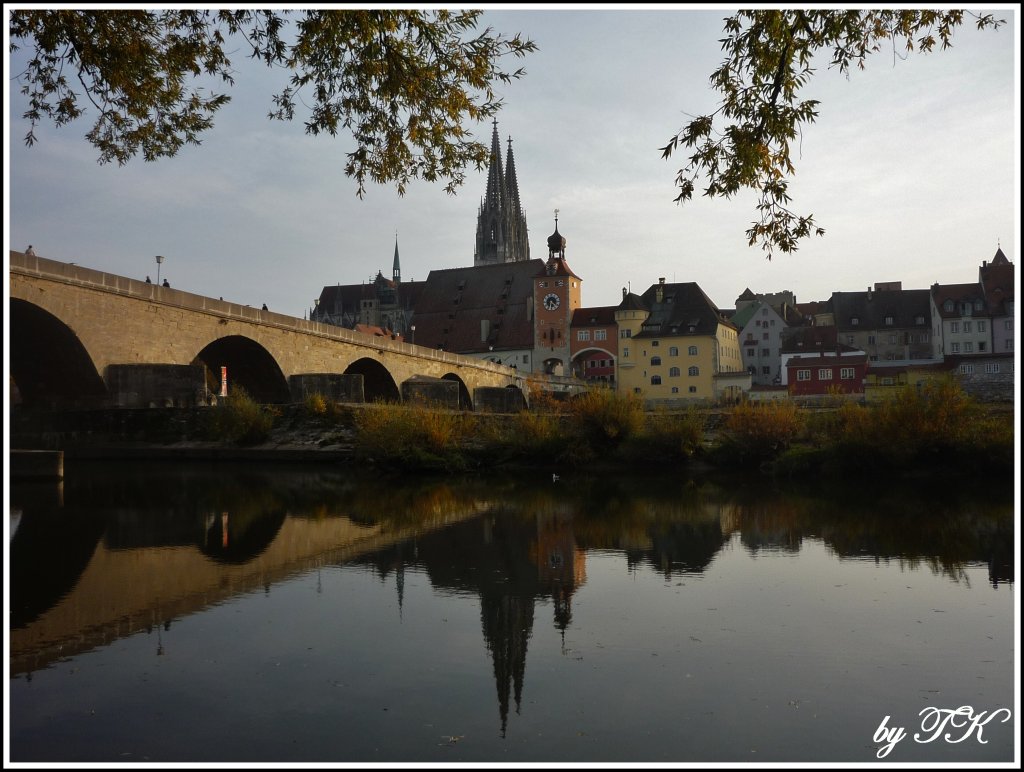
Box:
[155,255,164,286]
[410,324,416,345]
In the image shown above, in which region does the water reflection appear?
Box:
[10,463,1014,736]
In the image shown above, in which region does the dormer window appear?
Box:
[884,316,894,326]
[915,315,925,325]
[943,300,954,312]
[851,317,860,326]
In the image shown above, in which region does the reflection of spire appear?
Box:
[480,593,534,737]
[396,561,405,620]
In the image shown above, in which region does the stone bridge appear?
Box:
[9,251,584,410]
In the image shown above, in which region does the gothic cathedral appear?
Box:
[474,120,530,266]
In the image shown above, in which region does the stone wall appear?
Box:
[288,373,364,404]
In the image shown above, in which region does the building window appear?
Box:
[623,347,629,358]
[620,329,632,338]
[818,368,833,380]
[669,367,680,377]
[669,346,678,356]
[1005,320,1013,331]
[868,335,876,345]
[746,348,755,357]
[762,366,771,375]
[762,332,769,340]
[594,329,607,341]
[963,342,973,353]
[963,321,972,333]
[881,377,895,386]
[885,316,894,325]
[978,342,986,352]
[943,300,954,312]
[688,386,697,393]
[915,315,925,325]
[651,375,662,385]
[1007,339,1014,351]
[651,356,662,366]
[888,334,897,345]
[688,366,700,376]
[652,340,660,347]
[770,319,776,327]
[976,321,986,333]
[671,387,679,394]
[577,330,590,342]
[761,348,770,357]
[984,363,1000,374]
[688,345,698,356]
[840,367,855,379]
[851,317,859,326]
[846,336,854,345]
[797,369,811,381]
[959,364,975,374]
[950,322,959,333]
[634,387,642,394]
[974,300,983,311]
[951,343,960,353]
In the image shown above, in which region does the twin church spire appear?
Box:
[474,119,530,266]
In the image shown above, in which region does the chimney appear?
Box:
[622,287,628,298]
[656,278,665,302]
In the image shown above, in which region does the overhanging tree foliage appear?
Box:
[660,9,1005,258]
[9,9,536,195]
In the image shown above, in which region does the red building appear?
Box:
[786,353,868,395]
[569,306,618,383]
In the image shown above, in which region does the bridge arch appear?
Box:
[345,357,400,403]
[441,373,473,410]
[9,299,107,407]
[193,335,290,404]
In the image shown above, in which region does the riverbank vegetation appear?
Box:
[331,377,1011,478]
[16,378,1011,479]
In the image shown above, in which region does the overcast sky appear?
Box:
[5,5,1020,319]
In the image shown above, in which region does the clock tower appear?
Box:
[533,211,581,375]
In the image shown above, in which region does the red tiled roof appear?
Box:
[571,306,617,326]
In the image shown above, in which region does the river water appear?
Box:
[7,461,1016,763]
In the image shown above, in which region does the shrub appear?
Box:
[832,377,978,466]
[566,389,644,451]
[353,401,471,471]
[206,387,275,445]
[637,406,705,460]
[304,392,327,415]
[719,400,801,465]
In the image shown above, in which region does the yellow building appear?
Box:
[615,279,743,402]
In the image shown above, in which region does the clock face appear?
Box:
[543,292,561,311]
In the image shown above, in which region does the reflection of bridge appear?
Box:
[9,502,492,676]
[9,251,585,409]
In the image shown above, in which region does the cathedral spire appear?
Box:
[392,233,401,283]
[484,118,505,212]
[505,135,522,216]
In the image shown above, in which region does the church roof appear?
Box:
[409,259,545,354]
